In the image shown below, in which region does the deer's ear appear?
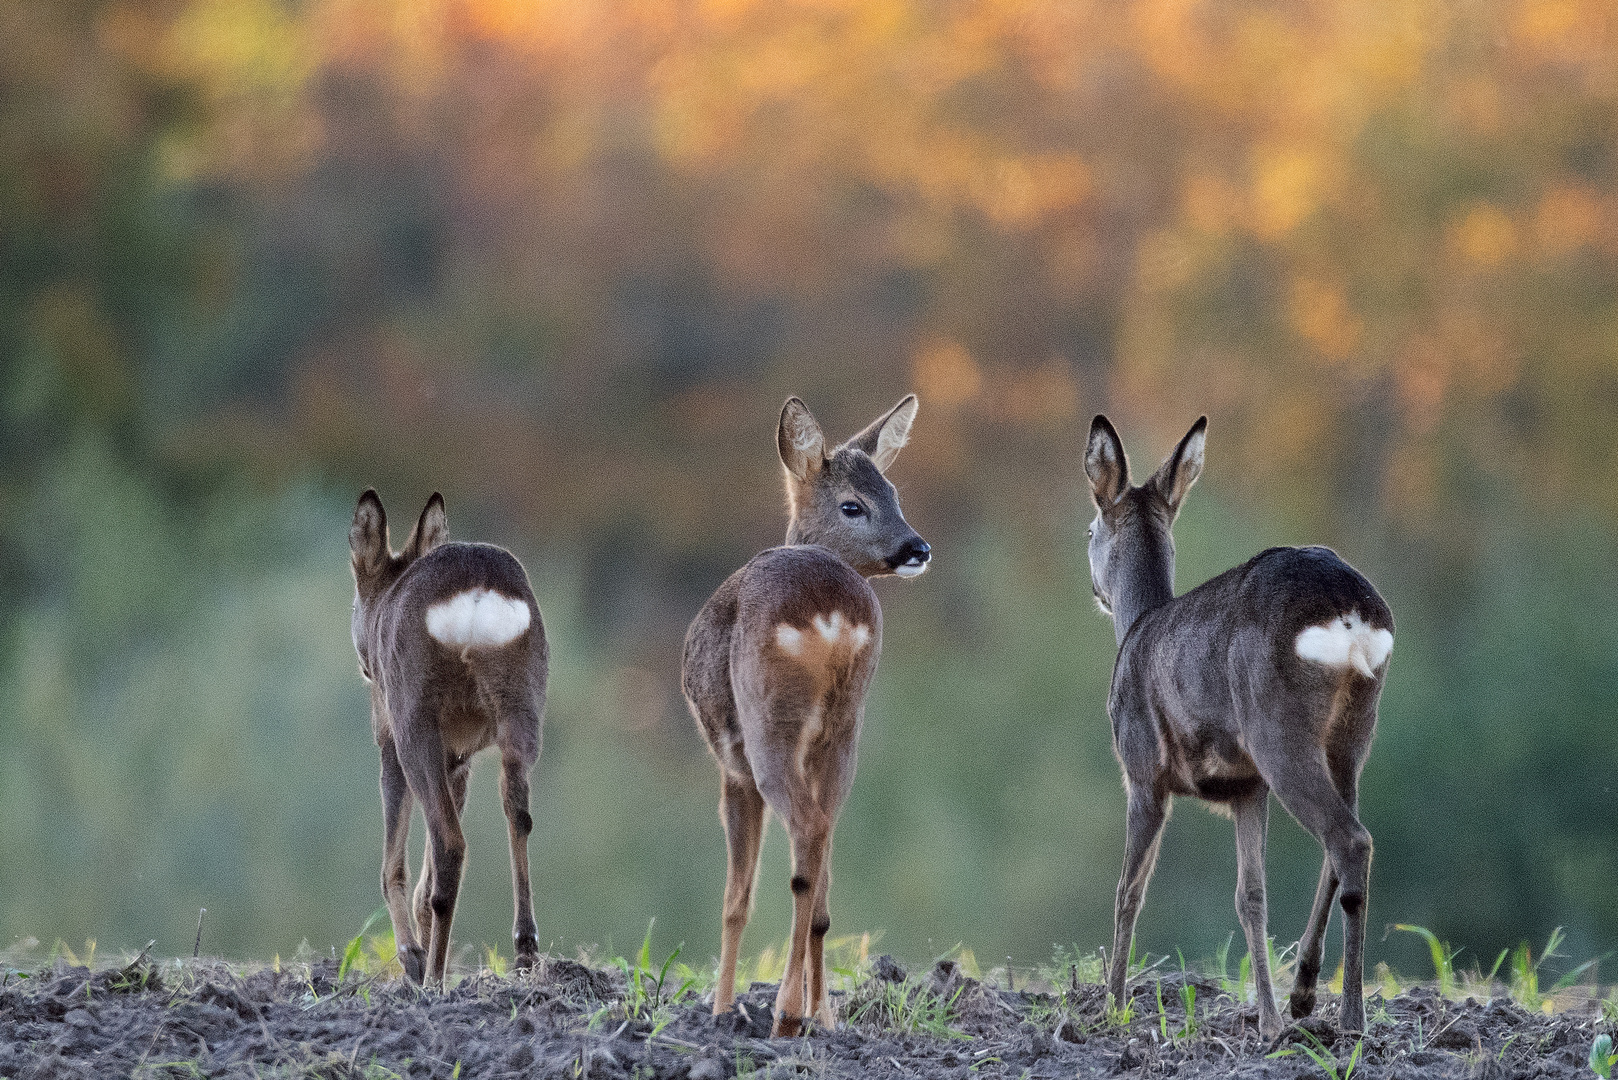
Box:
[778,397,826,481]
[1085,415,1129,507]
[350,490,391,579]
[1148,416,1206,512]
[403,492,448,561]
[845,394,918,472]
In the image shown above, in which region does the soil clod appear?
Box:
[0,955,1609,1079]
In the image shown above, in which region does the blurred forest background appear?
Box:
[2,0,1616,981]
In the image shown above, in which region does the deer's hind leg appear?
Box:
[715,769,767,1016]
[396,714,468,987]
[493,691,543,971]
[808,856,834,1029]
[1289,857,1339,1019]
[413,760,470,951]
[380,737,426,983]
[1289,694,1370,1020]
[774,810,831,1038]
[1264,757,1372,1034]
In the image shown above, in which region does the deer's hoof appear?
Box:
[400,946,427,985]
[514,935,539,971]
[1288,988,1317,1019]
[771,1014,804,1039]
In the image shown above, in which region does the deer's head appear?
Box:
[349,490,449,676]
[1083,415,1205,626]
[778,395,931,579]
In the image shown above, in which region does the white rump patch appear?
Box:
[776,614,871,660]
[1294,612,1393,678]
[812,611,872,651]
[775,624,806,657]
[425,589,531,651]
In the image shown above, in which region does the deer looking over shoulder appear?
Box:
[1083,416,1393,1037]
[349,491,548,986]
[683,395,931,1038]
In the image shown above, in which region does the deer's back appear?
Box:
[1113,546,1391,797]
[683,546,881,779]
[376,543,538,639]
[1151,546,1392,651]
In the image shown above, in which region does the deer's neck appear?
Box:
[1112,530,1175,645]
[785,519,833,553]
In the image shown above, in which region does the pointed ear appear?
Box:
[778,397,826,481]
[402,492,448,561]
[844,394,919,472]
[1148,416,1207,512]
[1085,415,1129,507]
[350,489,391,579]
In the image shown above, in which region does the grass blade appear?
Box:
[1392,924,1456,998]
[339,907,387,983]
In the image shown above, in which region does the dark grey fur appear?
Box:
[682,395,930,1037]
[349,490,548,986]
[1083,415,1393,1037]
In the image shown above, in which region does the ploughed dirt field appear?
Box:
[1,948,1612,1079]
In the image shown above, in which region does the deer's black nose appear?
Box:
[891,538,931,575]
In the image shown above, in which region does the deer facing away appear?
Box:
[1083,416,1393,1037]
[349,490,548,985]
[683,395,931,1037]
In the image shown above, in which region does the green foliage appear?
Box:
[1591,1034,1616,1080]
[1392,925,1460,998]
[337,908,387,983]
[1150,975,1198,1043]
[850,978,970,1040]
[1045,943,1104,989]
[1507,927,1567,1011]
[605,921,697,1038]
[1269,1030,1363,1080]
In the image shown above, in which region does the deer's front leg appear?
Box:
[1232,788,1284,1040]
[379,739,426,984]
[1108,784,1167,1016]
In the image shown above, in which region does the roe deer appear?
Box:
[349,490,548,986]
[1082,416,1392,1037]
[683,395,931,1037]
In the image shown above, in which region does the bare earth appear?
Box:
[0,952,1609,1079]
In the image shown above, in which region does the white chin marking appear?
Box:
[1294,611,1393,678]
[425,589,531,650]
[893,560,927,578]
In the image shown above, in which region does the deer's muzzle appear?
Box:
[890,538,931,577]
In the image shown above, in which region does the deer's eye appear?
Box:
[839,501,865,518]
